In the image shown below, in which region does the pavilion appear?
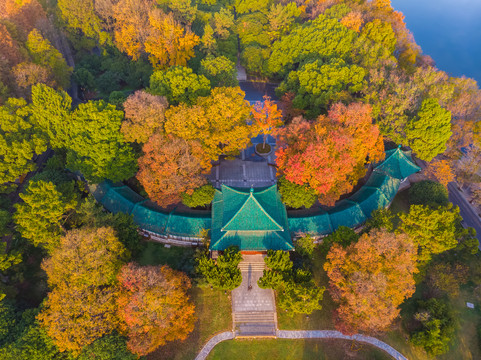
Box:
[210,185,294,253]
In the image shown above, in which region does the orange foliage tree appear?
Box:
[137,133,210,207]
[425,159,455,187]
[252,95,283,147]
[117,263,196,356]
[324,229,418,334]
[121,90,168,143]
[38,283,120,354]
[276,102,384,206]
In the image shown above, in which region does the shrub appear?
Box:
[278,177,317,209]
[181,185,215,208]
[409,180,449,207]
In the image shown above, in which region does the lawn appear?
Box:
[138,242,232,360]
[207,339,392,360]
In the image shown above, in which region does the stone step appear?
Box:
[233,311,276,323]
[238,262,265,272]
[236,323,276,337]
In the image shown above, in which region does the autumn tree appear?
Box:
[276,103,384,206]
[324,229,417,334]
[38,283,120,354]
[57,0,111,45]
[165,87,253,160]
[425,263,469,298]
[399,204,461,263]
[425,159,455,187]
[148,66,210,105]
[12,62,52,95]
[38,227,127,353]
[14,180,77,251]
[0,97,47,183]
[41,227,129,288]
[405,98,452,161]
[252,96,283,148]
[145,10,199,69]
[137,133,210,207]
[117,263,195,356]
[121,90,168,143]
[66,100,137,182]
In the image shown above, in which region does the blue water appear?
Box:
[391,0,481,83]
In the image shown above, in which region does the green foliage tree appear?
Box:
[14,180,77,251]
[73,68,96,93]
[364,208,395,232]
[30,84,72,149]
[268,14,357,76]
[258,250,324,314]
[181,185,215,208]
[149,66,211,105]
[78,333,137,360]
[277,58,366,116]
[322,226,359,250]
[196,246,242,290]
[294,234,317,257]
[0,97,47,184]
[399,204,461,262]
[278,176,317,209]
[409,180,449,207]
[66,100,137,182]
[405,98,452,161]
[411,298,457,355]
[199,56,237,87]
[26,30,72,89]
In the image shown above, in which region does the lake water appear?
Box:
[391,0,481,83]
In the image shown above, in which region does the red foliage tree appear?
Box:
[117,263,196,356]
[252,95,283,147]
[276,102,384,206]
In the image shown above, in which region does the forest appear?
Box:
[1,0,481,359]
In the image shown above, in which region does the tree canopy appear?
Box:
[116,263,195,356]
[324,229,417,334]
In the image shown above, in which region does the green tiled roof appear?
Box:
[374,146,421,179]
[210,185,294,251]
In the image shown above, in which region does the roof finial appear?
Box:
[398,144,402,149]
[250,186,254,193]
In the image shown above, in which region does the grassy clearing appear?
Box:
[207,339,391,360]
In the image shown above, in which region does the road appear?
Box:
[448,182,481,247]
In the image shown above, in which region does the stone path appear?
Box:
[209,158,276,189]
[194,331,234,360]
[277,330,407,360]
[194,330,408,360]
[231,255,277,337]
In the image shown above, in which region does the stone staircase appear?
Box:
[232,255,276,337]
[233,311,277,337]
[238,261,265,273]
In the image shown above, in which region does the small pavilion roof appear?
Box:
[374,146,421,179]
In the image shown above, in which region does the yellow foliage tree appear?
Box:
[145,10,199,69]
[425,159,455,187]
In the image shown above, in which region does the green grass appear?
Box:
[207,339,392,360]
[137,241,196,274]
